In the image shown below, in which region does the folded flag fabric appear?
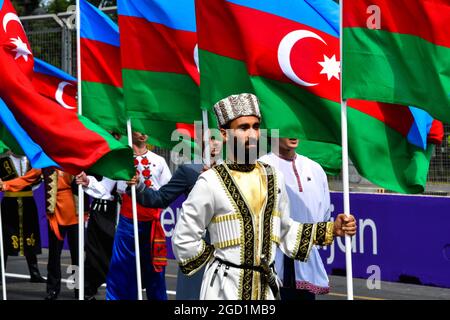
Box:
[342,0,450,123]
[0,0,134,179]
[196,0,443,193]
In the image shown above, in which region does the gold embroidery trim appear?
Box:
[270,235,280,244]
[260,163,276,300]
[26,233,36,247]
[213,164,255,300]
[18,198,24,256]
[213,238,242,249]
[272,210,281,218]
[324,222,334,246]
[3,191,33,197]
[313,222,334,246]
[314,222,328,245]
[295,223,314,261]
[210,213,241,223]
[179,241,214,276]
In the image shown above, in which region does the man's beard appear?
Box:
[233,136,259,164]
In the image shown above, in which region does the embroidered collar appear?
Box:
[276,153,297,162]
[225,161,256,172]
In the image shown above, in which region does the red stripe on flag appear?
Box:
[348,99,413,137]
[176,123,196,139]
[198,0,341,103]
[428,120,444,145]
[81,38,122,87]
[198,0,415,138]
[33,74,77,110]
[119,15,199,85]
[343,0,450,48]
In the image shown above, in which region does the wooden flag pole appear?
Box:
[127,119,143,300]
[340,0,354,300]
[76,0,85,301]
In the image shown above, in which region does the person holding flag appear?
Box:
[0,166,84,300]
[0,151,45,283]
[105,131,171,300]
[172,93,357,300]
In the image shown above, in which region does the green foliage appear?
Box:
[44,0,75,14]
[11,0,40,15]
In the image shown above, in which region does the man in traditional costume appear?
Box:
[105,132,172,300]
[0,152,45,283]
[1,167,80,300]
[260,138,332,300]
[172,93,356,300]
[75,172,119,300]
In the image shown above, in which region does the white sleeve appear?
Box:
[158,158,172,186]
[83,176,116,200]
[278,172,333,262]
[116,181,128,194]
[172,174,215,276]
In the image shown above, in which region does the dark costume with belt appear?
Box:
[0,155,43,281]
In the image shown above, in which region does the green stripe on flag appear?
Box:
[82,81,127,135]
[79,115,134,180]
[347,106,433,194]
[123,69,201,123]
[343,28,450,122]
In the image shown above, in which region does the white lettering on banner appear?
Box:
[321,203,378,265]
[161,207,176,237]
[360,218,378,255]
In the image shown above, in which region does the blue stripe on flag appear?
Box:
[117,0,196,32]
[407,107,434,150]
[80,0,120,46]
[227,0,339,37]
[34,58,76,82]
[0,98,58,168]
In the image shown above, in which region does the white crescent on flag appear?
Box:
[2,12,32,62]
[55,81,76,110]
[278,29,327,87]
[194,44,199,73]
[2,12,23,32]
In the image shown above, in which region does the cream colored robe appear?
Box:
[172,162,333,300]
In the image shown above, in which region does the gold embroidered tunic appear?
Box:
[172,162,334,300]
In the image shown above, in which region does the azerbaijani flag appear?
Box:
[0,98,58,167]
[0,0,134,179]
[0,58,77,166]
[117,0,201,124]
[33,58,77,111]
[342,0,450,123]
[80,0,127,134]
[80,0,194,149]
[197,0,443,193]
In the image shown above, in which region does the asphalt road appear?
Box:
[1,249,450,300]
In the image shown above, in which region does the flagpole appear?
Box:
[76,0,85,301]
[0,205,7,300]
[126,118,143,300]
[340,0,354,300]
[202,110,211,167]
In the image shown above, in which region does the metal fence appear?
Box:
[19,8,450,194]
